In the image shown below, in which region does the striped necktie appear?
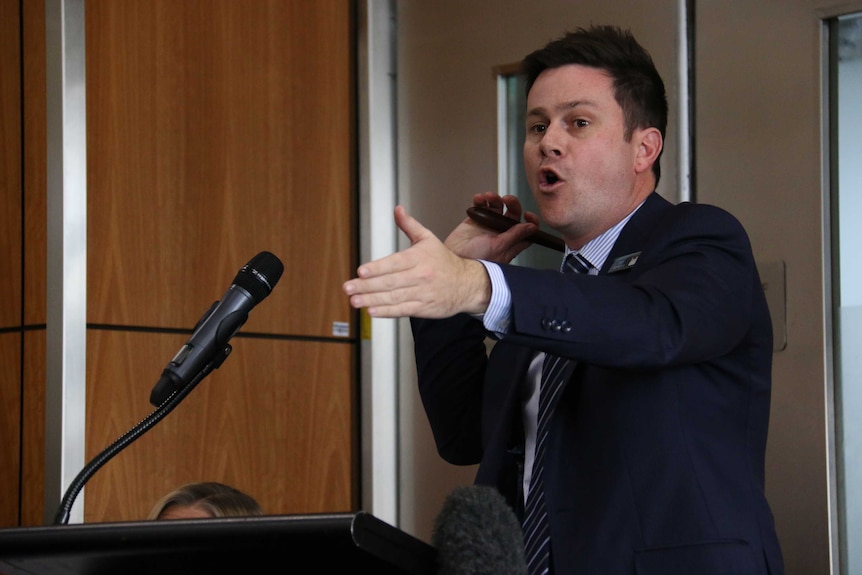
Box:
[523,252,591,575]
[564,251,591,275]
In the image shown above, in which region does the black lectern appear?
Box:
[0,512,436,575]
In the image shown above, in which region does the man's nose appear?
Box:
[539,124,564,157]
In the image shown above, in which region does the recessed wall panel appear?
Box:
[1,0,22,329]
[83,331,355,522]
[22,0,47,327]
[85,0,356,340]
[21,330,45,527]
[0,334,22,527]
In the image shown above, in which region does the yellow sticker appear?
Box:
[360,308,372,340]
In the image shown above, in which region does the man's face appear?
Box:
[523,64,655,248]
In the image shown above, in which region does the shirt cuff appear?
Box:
[476,260,512,335]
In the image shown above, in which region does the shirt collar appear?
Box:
[564,199,646,272]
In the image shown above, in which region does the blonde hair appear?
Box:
[147,481,263,520]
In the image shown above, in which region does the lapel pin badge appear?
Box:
[608,252,641,274]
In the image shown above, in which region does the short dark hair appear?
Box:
[521,25,668,184]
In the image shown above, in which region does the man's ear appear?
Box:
[634,127,663,175]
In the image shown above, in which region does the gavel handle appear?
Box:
[466,206,565,252]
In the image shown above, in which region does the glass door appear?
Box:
[831,11,862,574]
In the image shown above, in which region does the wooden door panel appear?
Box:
[22,0,46,327]
[0,334,22,527]
[21,330,45,527]
[1,0,23,530]
[84,330,355,522]
[1,0,21,329]
[85,0,356,339]
[10,0,357,526]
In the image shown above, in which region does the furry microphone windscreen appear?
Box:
[431,484,527,575]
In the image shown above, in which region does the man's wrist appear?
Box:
[463,259,492,314]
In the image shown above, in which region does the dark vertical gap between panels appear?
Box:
[348,0,362,512]
[686,0,696,203]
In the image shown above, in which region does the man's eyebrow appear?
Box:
[526,99,600,117]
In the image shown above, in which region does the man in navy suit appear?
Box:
[344,25,784,575]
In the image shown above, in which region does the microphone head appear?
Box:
[432,484,527,575]
[233,251,284,303]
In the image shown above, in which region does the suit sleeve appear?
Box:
[501,203,769,368]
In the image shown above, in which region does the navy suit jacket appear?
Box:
[411,193,784,575]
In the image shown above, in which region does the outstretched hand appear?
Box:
[343,199,541,318]
[343,206,492,318]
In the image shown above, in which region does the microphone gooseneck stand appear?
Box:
[51,348,229,526]
[52,251,284,526]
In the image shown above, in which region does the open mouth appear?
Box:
[539,168,562,186]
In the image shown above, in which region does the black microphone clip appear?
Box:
[149,251,284,406]
[148,299,234,406]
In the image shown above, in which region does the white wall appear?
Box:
[695,2,859,573]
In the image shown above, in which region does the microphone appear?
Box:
[432,484,527,575]
[149,251,284,406]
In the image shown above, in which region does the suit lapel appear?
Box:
[600,192,674,275]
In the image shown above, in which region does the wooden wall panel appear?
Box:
[22,0,46,327]
[0,0,21,329]
[0,0,23,530]
[8,0,357,526]
[16,0,49,528]
[0,334,22,527]
[85,0,356,339]
[20,331,45,527]
[83,331,355,522]
[78,0,358,522]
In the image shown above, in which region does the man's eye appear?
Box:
[573,119,589,128]
[528,124,547,134]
